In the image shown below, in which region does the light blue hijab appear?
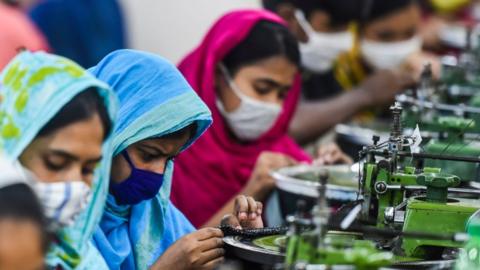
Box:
[90,49,212,269]
[0,51,118,269]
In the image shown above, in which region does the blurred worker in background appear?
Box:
[29,0,127,68]
[265,0,439,144]
[334,0,440,91]
[0,0,48,70]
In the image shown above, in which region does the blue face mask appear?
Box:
[110,151,164,205]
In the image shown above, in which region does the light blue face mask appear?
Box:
[110,151,164,205]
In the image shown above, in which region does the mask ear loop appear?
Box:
[121,151,136,169]
[218,63,237,91]
[294,9,314,36]
[218,63,282,110]
[218,63,250,100]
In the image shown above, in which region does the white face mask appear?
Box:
[295,10,353,73]
[33,181,91,229]
[360,36,422,70]
[216,63,282,141]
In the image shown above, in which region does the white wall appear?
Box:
[119,0,261,64]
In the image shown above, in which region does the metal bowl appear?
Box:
[271,164,359,200]
[271,164,360,219]
[223,236,284,265]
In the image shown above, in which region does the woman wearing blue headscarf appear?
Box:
[90,49,263,270]
[0,51,117,269]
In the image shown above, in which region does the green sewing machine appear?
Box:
[224,103,480,269]
[358,103,480,259]
[283,103,480,269]
[284,172,394,270]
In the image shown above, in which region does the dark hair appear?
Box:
[37,87,112,140]
[294,0,362,28]
[361,0,416,24]
[262,0,294,11]
[223,20,300,75]
[162,123,197,141]
[0,183,52,253]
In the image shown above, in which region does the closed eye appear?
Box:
[44,158,68,171]
[377,31,396,42]
[253,80,291,98]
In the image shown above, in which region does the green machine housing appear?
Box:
[282,103,480,269]
[423,117,480,182]
[402,112,480,182]
[360,137,480,259]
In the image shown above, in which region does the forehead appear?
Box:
[135,133,191,151]
[35,115,104,157]
[234,56,298,85]
[365,4,420,31]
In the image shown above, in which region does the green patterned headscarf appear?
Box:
[0,51,118,269]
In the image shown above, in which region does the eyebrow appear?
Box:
[255,78,292,91]
[48,150,79,161]
[48,149,102,163]
[140,143,184,158]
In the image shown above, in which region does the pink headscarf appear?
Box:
[0,3,49,70]
[171,9,311,227]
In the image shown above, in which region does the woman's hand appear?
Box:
[221,195,264,229]
[243,151,297,200]
[314,143,353,165]
[403,51,441,81]
[151,228,224,270]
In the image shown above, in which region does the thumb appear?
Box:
[221,214,242,230]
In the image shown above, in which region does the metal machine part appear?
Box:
[223,236,285,265]
[282,170,395,269]
[396,94,480,115]
[271,165,358,200]
[272,164,359,220]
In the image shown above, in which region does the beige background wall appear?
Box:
[119,0,261,64]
